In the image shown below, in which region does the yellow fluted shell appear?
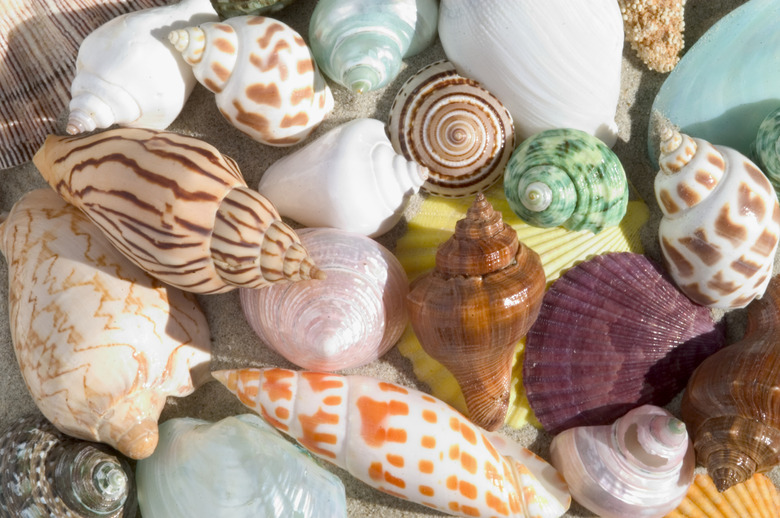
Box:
[664,473,780,518]
[395,182,649,428]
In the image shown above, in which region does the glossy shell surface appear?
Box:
[504,128,629,234]
[240,228,409,371]
[523,252,727,434]
[388,60,514,197]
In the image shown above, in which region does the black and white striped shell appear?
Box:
[388,60,515,197]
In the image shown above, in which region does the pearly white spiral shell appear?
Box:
[67,0,218,135]
[257,118,428,237]
[438,0,623,147]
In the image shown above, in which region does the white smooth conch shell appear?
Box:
[0,189,212,460]
[135,415,347,518]
[655,129,780,308]
[67,0,218,135]
[257,118,428,237]
[169,15,334,146]
[240,228,408,371]
[438,0,624,147]
[33,127,322,294]
[550,405,695,518]
[214,368,571,518]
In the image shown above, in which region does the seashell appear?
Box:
[438,0,624,147]
[388,60,515,198]
[504,128,629,234]
[66,0,219,135]
[135,414,347,518]
[617,0,686,73]
[0,189,212,459]
[665,473,780,518]
[393,182,650,429]
[0,415,137,517]
[522,252,727,435]
[169,15,333,146]
[257,118,428,237]
[213,367,572,518]
[309,0,438,93]
[209,0,297,18]
[550,405,696,518]
[648,0,780,164]
[407,193,546,431]
[654,129,780,309]
[681,274,780,492]
[753,106,780,199]
[33,127,322,294]
[0,0,169,169]
[239,228,409,371]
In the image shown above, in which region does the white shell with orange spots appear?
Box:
[654,130,780,309]
[212,367,570,518]
[169,16,334,146]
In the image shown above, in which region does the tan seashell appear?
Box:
[406,193,546,431]
[0,189,212,459]
[665,473,780,518]
[32,127,322,294]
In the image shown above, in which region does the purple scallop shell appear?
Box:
[523,252,726,434]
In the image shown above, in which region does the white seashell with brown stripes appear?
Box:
[169,15,334,146]
[654,129,780,308]
[212,367,571,518]
[32,127,322,294]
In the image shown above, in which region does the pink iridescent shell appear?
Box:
[239,228,408,371]
[523,252,727,434]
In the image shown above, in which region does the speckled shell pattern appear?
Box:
[655,130,780,309]
[32,127,320,294]
[681,274,780,493]
[0,189,212,460]
[504,128,629,234]
[169,15,333,146]
[407,194,546,431]
[213,368,571,518]
[0,415,137,518]
[754,106,780,199]
[388,60,515,197]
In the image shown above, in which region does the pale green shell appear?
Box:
[753,106,780,199]
[504,128,628,234]
[209,0,297,18]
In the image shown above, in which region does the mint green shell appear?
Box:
[504,128,628,234]
[753,106,780,199]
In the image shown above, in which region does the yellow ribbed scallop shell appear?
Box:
[665,473,780,518]
[395,182,649,428]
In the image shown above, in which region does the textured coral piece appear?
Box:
[665,473,780,518]
[617,0,686,73]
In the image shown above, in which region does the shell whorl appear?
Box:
[168,24,236,93]
[388,60,515,197]
[67,72,141,135]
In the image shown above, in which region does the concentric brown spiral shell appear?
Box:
[681,274,780,492]
[388,60,515,197]
[406,193,546,430]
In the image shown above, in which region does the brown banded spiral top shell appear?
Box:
[388,60,515,197]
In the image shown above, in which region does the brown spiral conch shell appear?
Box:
[681,274,780,492]
[32,127,322,294]
[406,193,546,431]
[388,60,515,197]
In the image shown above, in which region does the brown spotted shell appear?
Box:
[32,127,321,294]
[654,129,780,309]
[406,193,546,431]
[681,274,780,492]
[168,15,334,146]
[388,60,515,197]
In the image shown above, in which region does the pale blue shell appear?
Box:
[136,415,347,518]
[753,106,780,199]
[309,0,438,93]
[649,0,780,166]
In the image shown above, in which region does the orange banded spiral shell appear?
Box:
[406,193,546,431]
[32,127,321,294]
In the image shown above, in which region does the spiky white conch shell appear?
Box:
[213,367,571,518]
[654,129,780,309]
[169,15,334,146]
[0,189,212,460]
[66,0,218,135]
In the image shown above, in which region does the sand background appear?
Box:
[1,0,778,516]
